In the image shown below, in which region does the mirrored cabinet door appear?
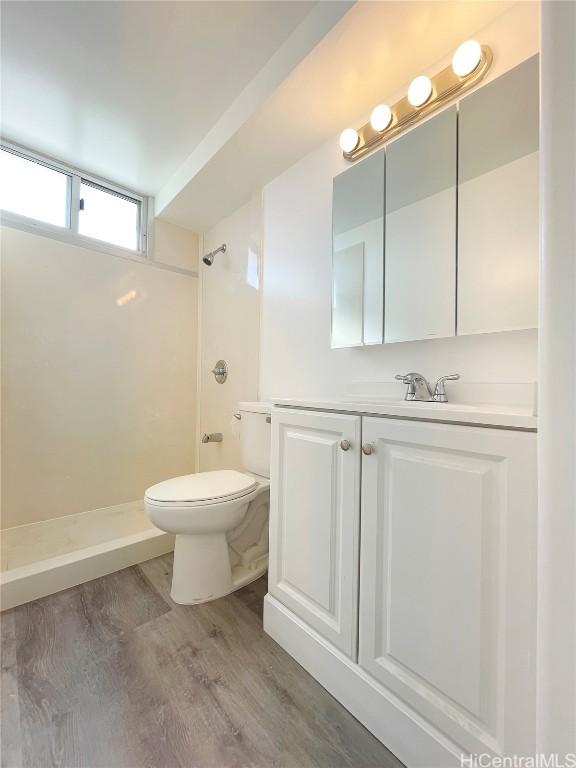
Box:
[332,243,364,347]
[384,106,457,343]
[332,149,384,348]
[458,55,539,335]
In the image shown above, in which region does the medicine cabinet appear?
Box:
[331,55,539,348]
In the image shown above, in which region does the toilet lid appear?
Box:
[145,470,257,504]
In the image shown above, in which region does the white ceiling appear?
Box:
[158,0,518,231]
[0,0,319,194]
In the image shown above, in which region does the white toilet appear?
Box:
[144,402,270,605]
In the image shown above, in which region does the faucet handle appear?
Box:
[395,373,417,400]
[395,372,430,382]
[433,374,460,402]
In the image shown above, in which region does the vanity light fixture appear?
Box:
[339,128,360,153]
[341,40,492,161]
[407,76,433,107]
[370,104,393,132]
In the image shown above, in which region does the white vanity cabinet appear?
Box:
[268,408,361,658]
[265,405,537,767]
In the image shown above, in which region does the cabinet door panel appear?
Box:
[359,417,536,756]
[385,107,456,343]
[269,409,361,657]
[458,55,539,334]
[332,149,385,347]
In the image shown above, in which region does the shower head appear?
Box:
[202,243,226,266]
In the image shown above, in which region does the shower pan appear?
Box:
[0,501,173,610]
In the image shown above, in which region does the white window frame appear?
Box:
[0,140,150,258]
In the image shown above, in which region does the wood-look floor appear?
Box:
[1,554,404,768]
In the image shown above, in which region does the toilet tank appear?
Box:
[238,402,271,478]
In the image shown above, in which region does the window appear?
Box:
[0,149,70,227]
[0,144,147,254]
[79,182,140,251]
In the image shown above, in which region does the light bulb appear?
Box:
[452,40,482,78]
[339,128,359,153]
[370,104,393,132]
[407,75,433,107]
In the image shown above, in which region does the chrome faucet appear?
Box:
[395,373,460,403]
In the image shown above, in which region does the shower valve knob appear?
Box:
[211,360,228,383]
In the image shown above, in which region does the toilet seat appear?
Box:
[144,469,258,507]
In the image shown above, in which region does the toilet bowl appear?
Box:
[144,403,271,604]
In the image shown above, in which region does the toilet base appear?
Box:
[170,533,267,605]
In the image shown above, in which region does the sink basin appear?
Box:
[343,381,537,414]
[343,396,503,413]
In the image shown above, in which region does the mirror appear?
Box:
[458,55,539,335]
[332,243,364,348]
[384,106,457,343]
[332,149,384,348]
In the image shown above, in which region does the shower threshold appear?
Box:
[0,501,174,611]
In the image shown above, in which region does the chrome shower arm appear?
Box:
[202,243,227,266]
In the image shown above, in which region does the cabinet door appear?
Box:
[269,409,361,658]
[359,417,536,757]
[458,55,539,334]
[332,149,385,347]
[384,107,457,343]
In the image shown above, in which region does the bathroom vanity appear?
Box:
[267,45,541,768]
[264,390,537,767]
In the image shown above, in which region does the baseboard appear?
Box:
[263,594,462,768]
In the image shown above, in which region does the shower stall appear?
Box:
[1,225,198,609]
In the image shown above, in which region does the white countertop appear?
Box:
[272,383,538,430]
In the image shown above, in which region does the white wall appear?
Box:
[1,224,198,528]
[537,0,576,753]
[153,218,199,273]
[198,195,262,472]
[260,3,539,400]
